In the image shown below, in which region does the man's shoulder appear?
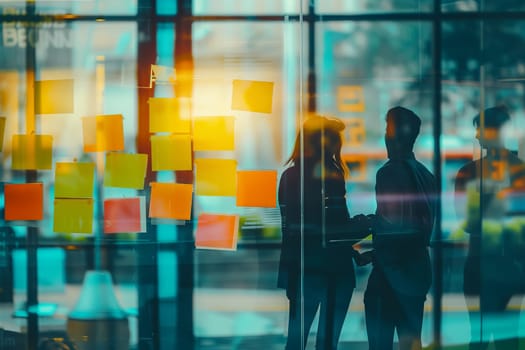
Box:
[377,160,401,174]
[377,159,426,175]
[456,159,477,178]
[412,159,436,178]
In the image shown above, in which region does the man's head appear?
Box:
[472,106,510,149]
[385,106,421,156]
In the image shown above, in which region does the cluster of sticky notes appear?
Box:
[53,162,95,234]
[149,182,193,220]
[151,134,192,171]
[35,79,74,115]
[193,162,277,207]
[82,114,124,152]
[195,213,239,250]
[104,152,148,189]
[104,197,146,234]
[4,183,44,221]
[11,134,53,170]
[231,79,274,114]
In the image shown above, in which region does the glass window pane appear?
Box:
[31,0,137,15]
[193,0,307,15]
[443,18,525,348]
[157,0,176,15]
[316,0,432,14]
[442,0,525,12]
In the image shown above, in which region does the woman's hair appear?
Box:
[284,115,349,177]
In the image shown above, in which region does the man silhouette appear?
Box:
[364,106,437,350]
[454,106,525,350]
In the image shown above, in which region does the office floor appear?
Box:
[1,286,525,349]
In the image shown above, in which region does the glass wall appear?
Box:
[0,1,524,349]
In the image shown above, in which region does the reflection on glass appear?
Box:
[454,106,525,349]
[316,0,432,13]
[442,0,525,12]
[193,0,306,15]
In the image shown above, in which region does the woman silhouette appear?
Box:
[278,115,370,350]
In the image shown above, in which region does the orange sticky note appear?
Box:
[12,134,53,170]
[53,199,93,234]
[0,116,6,152]
[195,213,239,250]
[231,79,274,114]
[236,170,277,208]
[104,152,148,189]
[149,182,193,220]
[4,183,43,221]
[104,197,146,234]
[82,114,124,152]
[148,97,191,133]
[193,116,235,151]
[35,79,74,114]
[151,134,192,171]
[195,158,237,196]
[55,162,95,199]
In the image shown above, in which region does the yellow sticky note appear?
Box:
[151,134,192,171]
[82,114,124,152]
[149,182,193,220]
[104,152,148,189]
[337,85,365,113]
[12,134,53,170]
[0,116,6,152]
[236,170,277,208]
[53,198,93,234]
[148,97,191,133]
[231,79,274,114]
[55,162,95,198]
[193,116,235,151]
[35,79,74,114]
[195,158,237,196]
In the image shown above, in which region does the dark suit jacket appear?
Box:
[369,154,437,296]
[277,162,369,298]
